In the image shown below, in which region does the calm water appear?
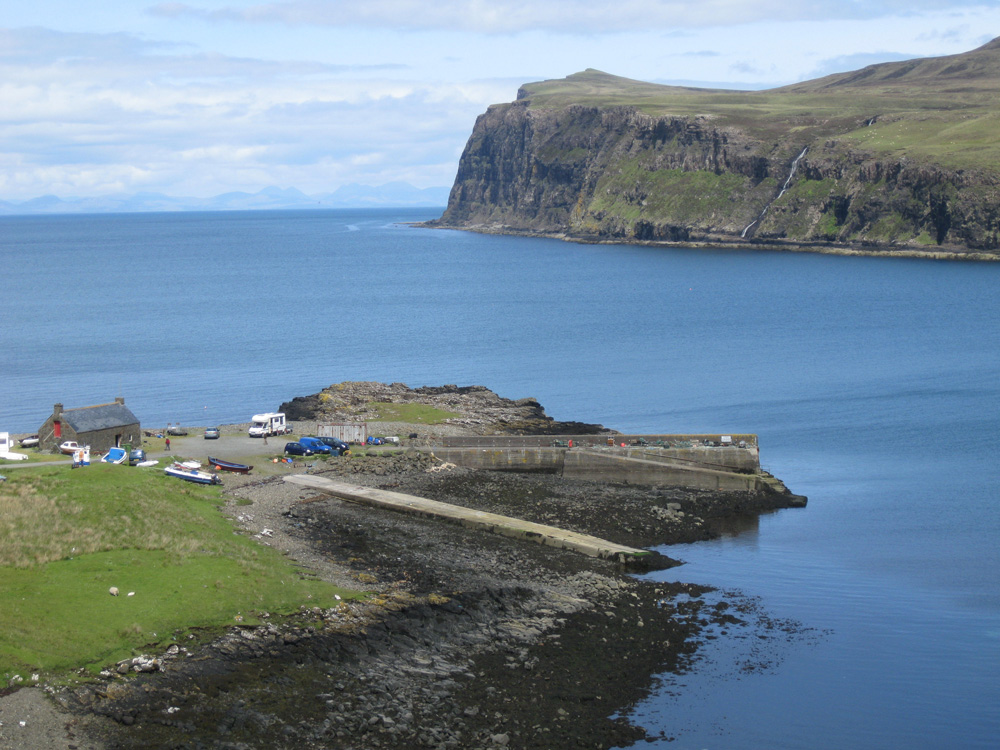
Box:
[2,209,999,747]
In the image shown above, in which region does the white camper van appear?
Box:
[248,413,289,437]
[0,432,28,461]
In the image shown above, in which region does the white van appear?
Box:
[248,413,289,437]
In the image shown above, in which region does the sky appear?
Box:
[1,1,999,201]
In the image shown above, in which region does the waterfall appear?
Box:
[741,146,809,239]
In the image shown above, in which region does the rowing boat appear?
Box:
[207,456,253,474]
[164,462,222,485]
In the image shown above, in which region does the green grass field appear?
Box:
[367,402,460,424]
[0,463,360,683]
[0,451,65,465]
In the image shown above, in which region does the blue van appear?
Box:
[298,436,334,455]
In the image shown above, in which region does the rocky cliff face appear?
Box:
[436,96,1000,257]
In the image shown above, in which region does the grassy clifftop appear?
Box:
[439,38,1000,256]
[519,37,1000,172]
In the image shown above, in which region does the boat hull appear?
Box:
[164,463,222,485]
[207,456,253,474]
[101,448,128,464]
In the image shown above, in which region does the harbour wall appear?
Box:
[424,434,766,492]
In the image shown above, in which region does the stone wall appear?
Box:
[425,443,762,491]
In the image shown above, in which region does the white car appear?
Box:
[59,441,82,455]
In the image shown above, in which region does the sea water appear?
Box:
[2,209,999,747]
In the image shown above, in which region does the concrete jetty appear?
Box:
[283,474,653,564]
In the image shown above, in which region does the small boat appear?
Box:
[19,436,39,448]
[100,447,128,464]
[164,462,221,485]
[136,460,159,468]
[207,456,253,474]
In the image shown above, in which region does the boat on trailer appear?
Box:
[207,456,253,474]
[100,447,128,464]
[164,462,222,485]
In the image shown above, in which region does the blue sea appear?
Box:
[2,209,999,748]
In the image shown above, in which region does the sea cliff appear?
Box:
[434,40,1000,259]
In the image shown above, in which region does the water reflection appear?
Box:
[704,512,761,539]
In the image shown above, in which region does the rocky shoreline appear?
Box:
[427,223,1000,262]
[2,384,808,750]
[32,452,802,750]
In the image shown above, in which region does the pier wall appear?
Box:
[428,447,565,473]
[561,451,762,491]
[425,437,764,491]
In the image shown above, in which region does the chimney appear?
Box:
[53,403,63,418]
[115,397,125,405]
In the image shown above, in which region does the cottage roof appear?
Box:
[61,403,139,433]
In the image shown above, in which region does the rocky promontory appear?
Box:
[279,381,613,436]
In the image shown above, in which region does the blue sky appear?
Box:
[1,1,998,200]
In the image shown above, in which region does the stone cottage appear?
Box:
[38,398,141,453]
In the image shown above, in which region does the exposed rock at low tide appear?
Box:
[61,451,809,750]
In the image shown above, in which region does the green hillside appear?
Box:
[440,38,1000,256]
[519,37,1000,171]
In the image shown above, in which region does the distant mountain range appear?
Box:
[0,182,451,216]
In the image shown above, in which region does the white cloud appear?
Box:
[1,2,998,200]
[147,0,1000,34]
[0,26,511,198]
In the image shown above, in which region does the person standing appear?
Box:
[165,437,171,451]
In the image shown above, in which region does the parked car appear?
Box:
[317,436,350,455]
[166,425,188,436]
[284,442,313,456]
[204,427,220,439]
[298,437,334,454]
[59,441,82,455]
[128,448,147,466]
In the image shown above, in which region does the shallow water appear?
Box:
[3,208,999,746]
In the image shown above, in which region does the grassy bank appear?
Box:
[368,402,460,423]
[0,463,359,683]
[0,451,65,465]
